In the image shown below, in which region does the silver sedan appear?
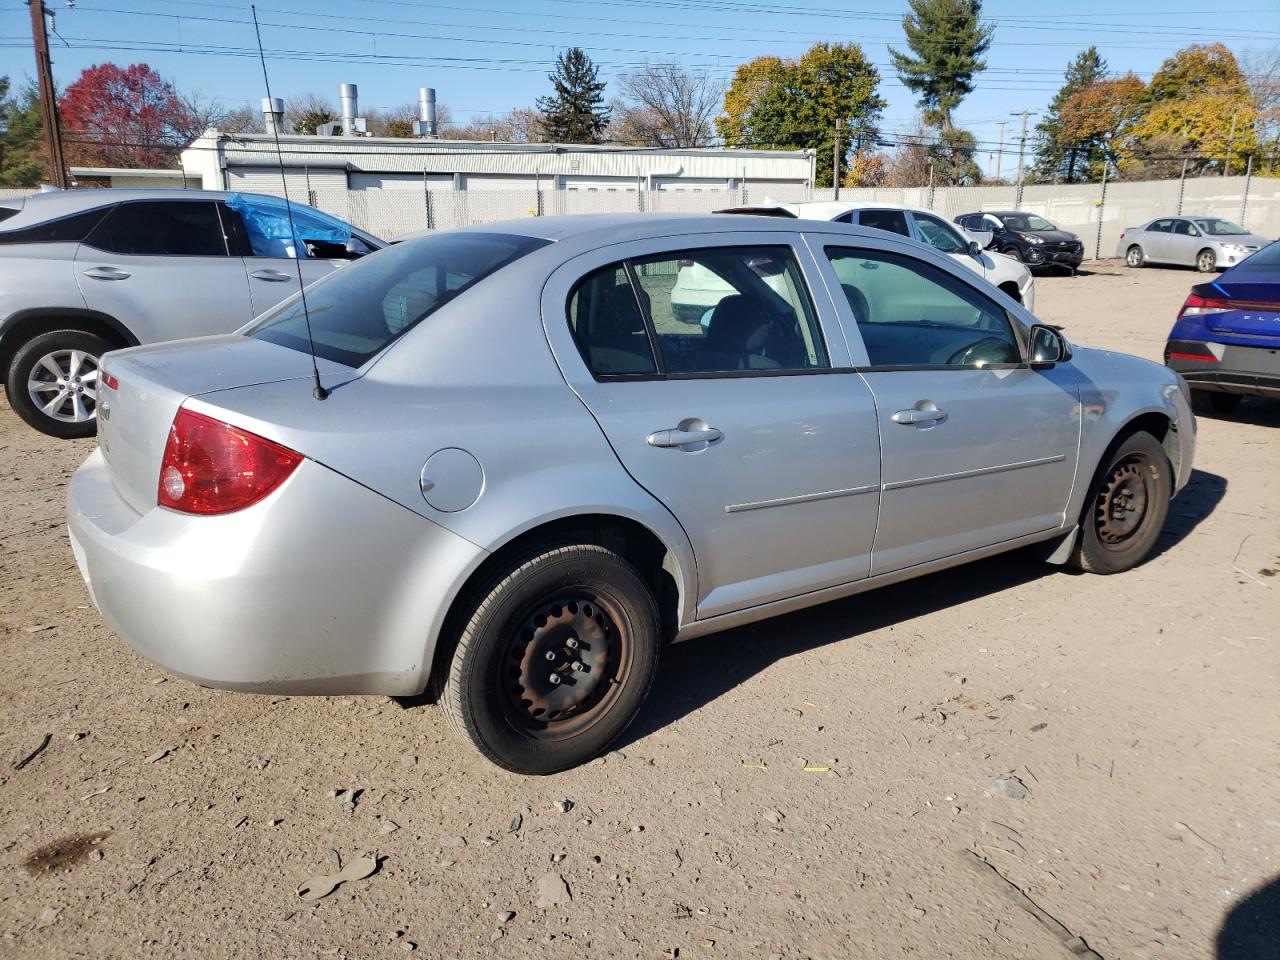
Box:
[1117,216,1270,272]
[68,214,1195,774]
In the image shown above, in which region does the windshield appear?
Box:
[1193,218,1249,236]
[247,231,549,367]
[1002,214,1056,232]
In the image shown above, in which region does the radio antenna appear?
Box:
[250,4,327,400]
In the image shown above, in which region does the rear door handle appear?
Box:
[82,266,130,281]
[250,269,294,282]
[892,407,947,425]
[647,425,723,449]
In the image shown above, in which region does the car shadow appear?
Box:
[1216,874,1280,960]
[1210,397,1280,428]
[618,470,1226,750]
[1150,467,1228,561]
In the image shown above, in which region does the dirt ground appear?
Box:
[1,262,1276,960]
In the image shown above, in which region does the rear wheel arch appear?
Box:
[0,309,137,385]
[424,513,687,700]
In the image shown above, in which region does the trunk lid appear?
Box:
[1201,280,1280,339]
[97,335,343,514]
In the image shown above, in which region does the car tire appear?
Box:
[1195,248,1217,273]
[1002,246,1024,263]
[5,329,112,439]
[1125,245,1145,268]
[442,542,661,774]
[1190,389,1241,416]
[1071,431,1172,575]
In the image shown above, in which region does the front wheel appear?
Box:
[1196,248,1217,273]
[1191,389,1241,416]
[1125,245,1145,268]
[5,329,112,439]
[1071,431,1172,574]
[442,543,660,774]
[1002,246,1024,263]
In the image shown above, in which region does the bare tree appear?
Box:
[284,92,337,135]
[882,120,934,187]
[614,63,722,147]
[442,107,542,143]
[1242,44,1280,161]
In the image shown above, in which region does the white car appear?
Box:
[712,201,1035,312]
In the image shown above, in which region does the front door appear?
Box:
[74,199,253,343]
[543,234,882,619]
[817,241,1080,574]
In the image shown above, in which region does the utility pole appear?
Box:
[1223,111,1237,177]
[994,120,1007,182]
[832,118,842,200]
[27,0,68,189]
[1011,109,1037,194]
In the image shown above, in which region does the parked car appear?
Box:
[1164,238,1280,414]
[1117,216,1269,273]
[68,213,1194,774]
[0,188,384,438]
[954,211,1085,272]
[718,201,1035,310]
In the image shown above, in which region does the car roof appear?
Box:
[721,200,956,222]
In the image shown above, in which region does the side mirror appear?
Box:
[1028,324,1071,367]
[344,236,368,259]
[967,240,982,257]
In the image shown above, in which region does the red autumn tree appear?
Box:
[58,63,203,168]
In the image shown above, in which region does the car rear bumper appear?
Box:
[67,448,486,695]
[1165,339,1280,398]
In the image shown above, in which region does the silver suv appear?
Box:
[0,189,383,437]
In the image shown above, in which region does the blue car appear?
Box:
[1165,240,1280,415]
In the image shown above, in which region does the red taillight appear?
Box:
[1168,351,1219,363]
[158,408,302,515]
[1177,293,1232,319]
[100,370,119,391]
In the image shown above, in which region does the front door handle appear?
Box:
[647,424,723,450]
[250,269,294,282]
[892,406,948,426]
[82,266,130,281]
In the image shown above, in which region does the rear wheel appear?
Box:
[1191,389,1241,416]
[442,543,660,774]
[1196,248,1217,273]
[5,329,112,439]
[1125,245,1145,268]
[1071,431,1172,574]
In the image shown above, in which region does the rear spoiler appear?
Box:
[714,206,798,218]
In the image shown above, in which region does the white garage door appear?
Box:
[349,172,454,191]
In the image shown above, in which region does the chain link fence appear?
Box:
[4,177,1278,252]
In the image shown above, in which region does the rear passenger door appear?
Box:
[813,238,1080,574]
[543,233,881,620]
[1143,219,1176,262]
[74,199,254,343]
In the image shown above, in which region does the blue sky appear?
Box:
[4,0,1279,176]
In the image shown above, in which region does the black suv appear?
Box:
[954,210,1084,273]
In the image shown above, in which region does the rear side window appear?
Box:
[0,206,113,245]
[248,231,548,368]
[1148,220,1173,233]
[856,209,910,237]
[0,206,20,224]
[569,266,657,375]
[86,201,227,256]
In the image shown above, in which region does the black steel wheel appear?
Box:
[1071,431,1172,574]
[442,542,660,774]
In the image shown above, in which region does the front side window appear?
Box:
[224,194,360,260]
[632,246,828,374]
[856,209,911,237]
[1194,218,1248,236]
[913,212,968,254]
[1173,220,1198,236]
[826,247,1021,368]
[248,232,548,367]
[85,201,226,256]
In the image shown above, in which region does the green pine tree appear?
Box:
[889,0,994,132]
[0,77,48,188]
[537,48,610,144]
[1033,48,1108,183]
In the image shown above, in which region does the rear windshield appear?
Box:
[247,231,549,367]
